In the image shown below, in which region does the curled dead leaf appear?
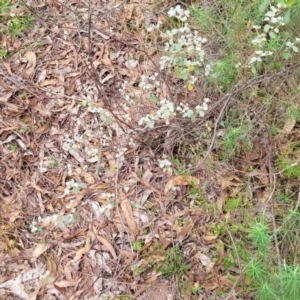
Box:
[0,192,17,204]
[81,171,95,185]
[23,51,36,78]
[199,253,214,272]
[39,79,59,87]
[164,175,200,195]
[97,235,117,259]
[0,92,12,102]
[8,210,22,223]
[203,235,218,241]
[31,243,50,262]
[55,278,81,288]
[72,231,93,262]
[281,119,296,135]
[120,193,138,237]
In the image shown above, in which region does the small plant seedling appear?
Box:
[48,159,58,168]
[8,15,33,36]
[159,245,188,276]
[0,49,7,59]
[9,144,17,151]
[71,182,87,194]
[133,241,143,251]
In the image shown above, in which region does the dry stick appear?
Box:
[191,62,300,172]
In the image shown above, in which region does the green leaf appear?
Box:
[78,182,87,188]
[283,51,292,60]
[259,0,270,12]
[283,9,291,24]
[147,119,155,128]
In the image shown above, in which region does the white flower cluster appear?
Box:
[139,73,161,103]
[168,5,190,22]
[115,147,128,161]
[138,99,175,128]
[139,97,211,128]
[87,105,112,123]
[158,158,172,174]
[30,213,76,233]
[139,73,161,92]
[251,4,285,42]
[128,137,135,147]
[195,98,210,117]
[176,103,194,119]
[64,179,87,195]
[101,192,115,200]
[160,5,210,84]
[85,147,99,162]
[117,5,212,132]
[286,40,300,53]
[119,81,136,105]
[249,50,273,65]
[249,3,288,66]
[147,20,162,32]
[38,162,48,173]
[176,98,210,121]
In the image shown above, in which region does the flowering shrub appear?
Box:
[159,6,211,88]
[248,2,300,69]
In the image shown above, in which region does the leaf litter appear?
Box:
[0,0,273,299]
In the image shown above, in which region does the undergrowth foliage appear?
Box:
[2,0,300,299]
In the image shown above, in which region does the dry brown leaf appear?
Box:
[46,257,57,276]
[101,57,114,70]
[30,182,50,194]
[36,123,50,134]
[259,166,269,186]
[281,119,296,134]
[120,193,138,237]
[0,127,18,135]
[8,210,22,223]
[177,217,194,243]
[203,235,218,241]
[199,253,214,272]
[216,197,224,212]
[68,148,85,163]
[0,92,12,102]
[97,235,117,259]
[221,175,243,190]
[104,152,116,176]
[55,278,81,288]
[31,243,50,261]
[3,62,12,75]
[40,44,53,57]
[203,281,219,291]
[39,79,59,87]
[164,175,200,194]
[124,4,134,20]
[81,171,95,184]
[73,232,92,262]
[23,51,36,78]
[69,289,85,300]
[0,192,17,204]
[32,104,52,117]
[32,1,46,8]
